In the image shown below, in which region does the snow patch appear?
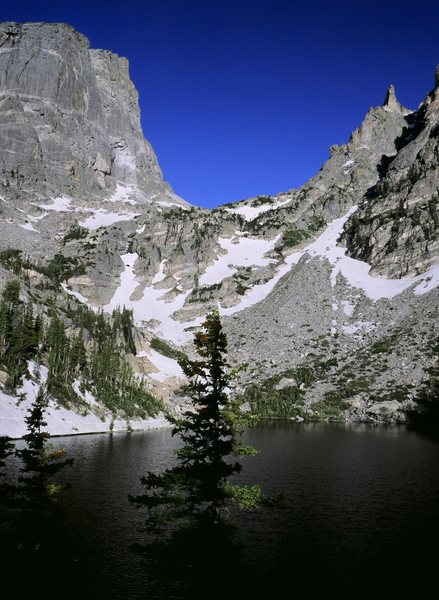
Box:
[103,253,140,312]
[107,183,136,204]
[0,361,169,438]
[152,260,168,284]
[79,209,139,230]
[225,197,291,221]
[142,349,184,382]
[19,222,39,233]
[158,200,190,209]
[297,207,439,300]
[103,253,193,343]
[220,206,439,319]
[341,301,355,316]
[199,234,280,286]
[36,196,72,212]
[61,283,98,311]
[342,321,376,335]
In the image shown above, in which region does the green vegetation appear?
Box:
[150,336,187,362]
[407,346,439,429]
[308,215,327,232]
[130,310,263,535]
[38,253,86,283]
[240,356,344,421]
[0,281,163,418]
[62,224,88,244]
[250,196,274,207]
[0,247,87,287]
[280,225,310,248]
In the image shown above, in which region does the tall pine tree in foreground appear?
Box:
[130,309,262,533]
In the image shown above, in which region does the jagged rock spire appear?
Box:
[435,64,439,88]
[383,84,402,112]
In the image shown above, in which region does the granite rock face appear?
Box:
[343,70,439,278]
[0,22,180,206]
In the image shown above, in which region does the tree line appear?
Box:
[0,279,162,418]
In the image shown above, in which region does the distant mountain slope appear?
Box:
[0,22,438,433]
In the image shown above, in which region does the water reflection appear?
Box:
[3,423,439,599]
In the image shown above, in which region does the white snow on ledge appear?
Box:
[57,206,439,347]
[19,222,39,233]
[107,183,136,204]
[102,253,193,343]
[36,196,72,212]
[225,197,291,221]
[199,233,280,286]
[0,362,169,438]
[79,209,140,230]
[137,349,184,383]
[61,283,98,311]
[0,388,169,438]
[302,206,439,300]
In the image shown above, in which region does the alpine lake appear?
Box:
[5,421,439,600]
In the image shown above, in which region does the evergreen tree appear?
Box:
[130,309,262,533]
[15,386,73,552]
[0,280,39,389]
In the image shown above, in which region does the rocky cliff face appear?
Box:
[0,22,438,435]
[343,77,439,278]
[0,22,182,205]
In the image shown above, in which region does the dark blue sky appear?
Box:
[2,1,439,207]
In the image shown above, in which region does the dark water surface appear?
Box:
[6,422,439,599]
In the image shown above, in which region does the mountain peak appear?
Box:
[383,84,402,112]
[435,64,439,88]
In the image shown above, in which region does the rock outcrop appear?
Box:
[0,22,181,206]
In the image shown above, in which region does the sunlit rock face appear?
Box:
[0,21,439,429]
[343,71,439,278]
[0,21,180,205]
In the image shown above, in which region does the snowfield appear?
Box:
[79,209,140,230]
[0,362,169,438]
[199,233,280,286]
[65,207,439,345]
[225,197,292,221]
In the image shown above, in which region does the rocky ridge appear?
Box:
[0,22,438,434]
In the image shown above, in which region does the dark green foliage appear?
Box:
[308,215,326,232]
[0,280,41,390]
[130,310,261,534]
[0,247,86,285]
[62,224,87,244]
[1,387,74,574]
[243,381,305,419]
[89,340,162,417]
[16,386,73,478]
[150,336,187,362]
[281,225,310,248]
[0,248,26,274]
[112,307,137,354]
[241,357,342,421]
[0,281,162,418]
[39,253,85,283]
[250,195,274,207]
[0,435,15,513]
